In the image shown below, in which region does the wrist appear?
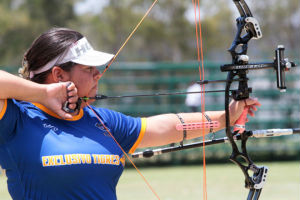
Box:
[35,84,49,104]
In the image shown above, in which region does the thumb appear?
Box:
[245,97,261,107]
[56,108,73,119]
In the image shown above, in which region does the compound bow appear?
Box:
[131,0,299,199]
[130,0,299,199]
[64,0,299,199]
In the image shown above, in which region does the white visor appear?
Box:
[29,37,114,78]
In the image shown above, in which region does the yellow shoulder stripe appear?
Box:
[0,99,8,120]
[129,118,147,154]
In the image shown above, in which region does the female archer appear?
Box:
[0,27,260,199]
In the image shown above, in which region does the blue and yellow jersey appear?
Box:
[0,99,146,199]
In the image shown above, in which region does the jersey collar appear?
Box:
[32,103,84,121]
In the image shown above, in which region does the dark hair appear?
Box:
[19,27,83,83]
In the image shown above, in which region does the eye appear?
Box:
[82,66,94,72]
[88,67,94,72]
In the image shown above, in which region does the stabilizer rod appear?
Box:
[131,128,300,158]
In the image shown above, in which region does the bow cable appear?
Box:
[86,103,160,199]
[99,0,159,79]
[85,1,161,199]
[193,0,207,199]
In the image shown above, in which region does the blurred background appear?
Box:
[0,0,299,199]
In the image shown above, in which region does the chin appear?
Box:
[91,88,98,96]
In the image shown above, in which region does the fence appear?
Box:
[1,62,299,164]
[97,61,300,128]
[96,61,300,165]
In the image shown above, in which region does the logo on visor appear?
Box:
[71,38,92,57]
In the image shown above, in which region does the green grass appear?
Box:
[117,161,299,200]
[0,161,299,199]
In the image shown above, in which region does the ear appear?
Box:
[51,66,70,82]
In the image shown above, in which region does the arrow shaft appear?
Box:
[82,89,232,101]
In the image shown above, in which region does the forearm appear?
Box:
[0,70,47,103]
[139,98,260,148]
[139,111,226,148]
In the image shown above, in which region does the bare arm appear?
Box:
[0,70,48,102]
[0,70,78,119]
[0,100,4,116]
[138,98,260,148]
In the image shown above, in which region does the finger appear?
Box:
[68,96,78,104]
[252,105,258,111]
[245,97,261,106]
[61,81,72,92]
[248,110,255,117]
[63,113,73,119]
[248,106,258,117]
[64,82,80,112]
[67,103,77,110]
[66,81,75,90]
[59,81,71,99]
[66,83,79,103]
[67,88,78,97]
[248,105,258,112]
[56,109,73,119]
[253,102,261,107]
[64,82,77,97]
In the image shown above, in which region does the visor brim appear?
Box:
[72,50,114,67]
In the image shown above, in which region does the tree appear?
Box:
[0,0,77,66]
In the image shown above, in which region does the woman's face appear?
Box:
[67,64,101,104]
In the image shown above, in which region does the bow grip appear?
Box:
[234,104,249,133]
